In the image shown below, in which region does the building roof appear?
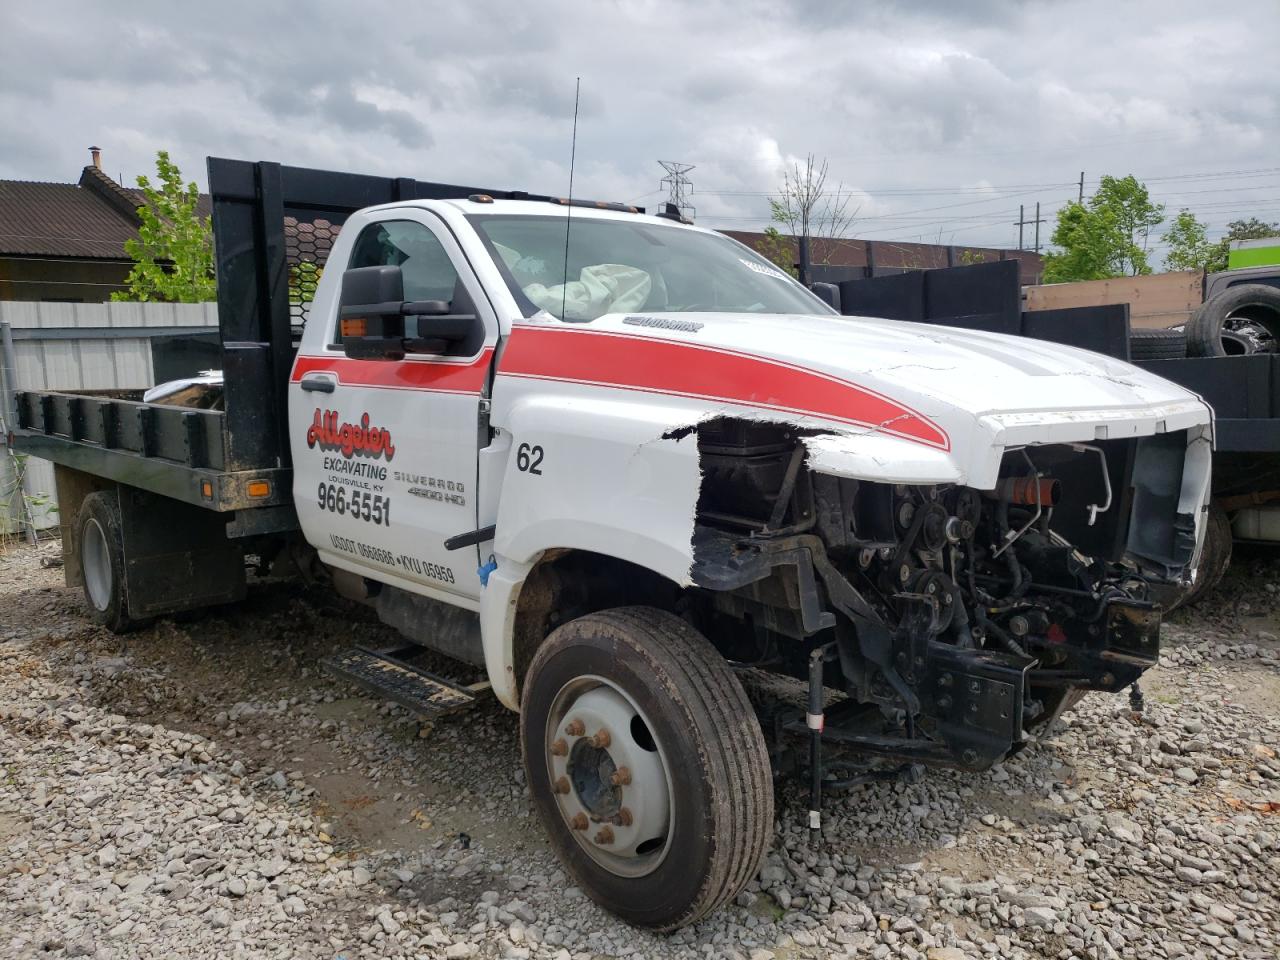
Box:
[0,164,212,260]
[0,178,137,259]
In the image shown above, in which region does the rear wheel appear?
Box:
[76,491,141,633]
[520,607,773,931]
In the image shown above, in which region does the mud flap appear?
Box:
[118,486,246,618]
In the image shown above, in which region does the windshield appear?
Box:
[467,214,831,322]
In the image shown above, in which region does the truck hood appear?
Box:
[499,310,1213,486]
[676,309,1204,421]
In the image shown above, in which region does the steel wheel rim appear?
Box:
[82,518,112,612]
[544,674,674,878]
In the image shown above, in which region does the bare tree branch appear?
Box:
[769,154,860,265]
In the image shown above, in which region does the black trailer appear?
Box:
[4,157,540,621]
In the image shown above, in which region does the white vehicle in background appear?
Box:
[9,159,1213,930]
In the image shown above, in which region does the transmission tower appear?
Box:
[658,161,696,219]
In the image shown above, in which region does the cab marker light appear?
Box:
[247,480,271,499]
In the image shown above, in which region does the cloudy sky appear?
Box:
[2,0,1277,258]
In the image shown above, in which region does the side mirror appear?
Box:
[339,266,478,360]
[809,282,841,313]
[340,265,409,360]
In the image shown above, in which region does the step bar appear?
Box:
[321,646,484,717]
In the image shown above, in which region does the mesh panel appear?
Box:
[285,215,343,334]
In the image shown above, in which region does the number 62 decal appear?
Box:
[516,442,544,475]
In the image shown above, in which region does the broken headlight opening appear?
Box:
[688,419,1194,831]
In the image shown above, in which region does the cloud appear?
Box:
[1,0,1276,253]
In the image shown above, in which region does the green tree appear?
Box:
[1162,210,1215,271]
[1165,216,1280,273]
[112,151,215,303]
[754,226,798,277]
[1092,174,1164,275]
[1042,174,1165,282]
[1041,201,1128,283]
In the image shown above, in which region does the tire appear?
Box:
[1187,284,1280,358]
[76,491,141,633]
[1128,328,1186,361]
[520,607,773,931]
[1177,500,1233,608]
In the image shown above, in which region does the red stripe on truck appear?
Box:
[498,325,949,450]
[291,349,493,394]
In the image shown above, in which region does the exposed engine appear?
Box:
[689,418,1195,772]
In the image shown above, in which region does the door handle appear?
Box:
[300,375,335,393]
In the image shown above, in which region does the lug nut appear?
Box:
[570,812,588,831]
[564,719,585,737]
[610,766,631,786]
[550,738,568,757]
[594,826,615,845]
[554,776,571,795]
[591,728,611,749]
[617,807,633,827]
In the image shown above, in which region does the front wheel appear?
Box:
[520,607,773,931]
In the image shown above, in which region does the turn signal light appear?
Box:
[341,317,367,337]
[247,480,271,499]
[200,480,213,499]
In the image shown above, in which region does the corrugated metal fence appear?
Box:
[1,300,218,535]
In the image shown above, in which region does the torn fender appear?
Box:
[491,391,705,585]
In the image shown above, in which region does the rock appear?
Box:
[259,857,288,879]
[1174,767,1198,783]
[352,865,372,885]
[377,910,400,935]
[1023,906,1058,929]
[445,943,479,959]
[225,877,247,897]
[97,844,119,867]
[282,896,306,916]
[267,771,288,790]
[760,864,787,883]
[927,950,967,960]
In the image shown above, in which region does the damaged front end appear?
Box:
[689,418,1206,779]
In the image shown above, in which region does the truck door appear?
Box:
[290,212,496,603]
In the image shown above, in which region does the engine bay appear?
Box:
[688,418,1193,772]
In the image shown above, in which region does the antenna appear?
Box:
[561,77,580,321]
[658,160,696,220]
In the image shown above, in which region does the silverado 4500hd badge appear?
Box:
[306,409,396,461]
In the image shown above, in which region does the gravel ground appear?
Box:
[1,539,1278,960]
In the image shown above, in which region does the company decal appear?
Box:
[395,471,466,507]
[306,409,397,461]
